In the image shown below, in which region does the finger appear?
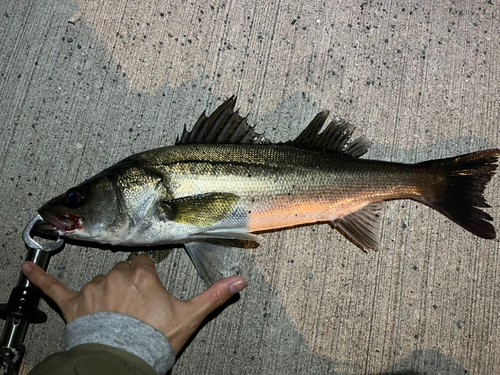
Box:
[88,274,106,284]
[130,254,156,273]
[189,276,247,319]
[111,261,132,272]
[22,262,76,305]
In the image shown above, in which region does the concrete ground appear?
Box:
[1,0,499,374]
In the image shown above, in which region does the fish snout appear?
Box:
[36,208,83,235]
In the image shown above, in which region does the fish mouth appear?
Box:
[34,210,83,236]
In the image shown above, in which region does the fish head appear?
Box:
[35,174,126,242]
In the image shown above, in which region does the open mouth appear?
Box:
[34,210,83,236]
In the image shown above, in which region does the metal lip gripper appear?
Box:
[0,215,64,375]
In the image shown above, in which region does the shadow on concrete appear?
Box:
[378,349,469,375]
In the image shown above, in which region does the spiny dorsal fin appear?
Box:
[176,96,270,145]
[334,202,383,251]
[291,113,371,158]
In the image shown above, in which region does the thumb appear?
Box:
[22,261,75,307]
[189,276,247,319]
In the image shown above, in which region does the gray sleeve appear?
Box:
[64,312,176,375]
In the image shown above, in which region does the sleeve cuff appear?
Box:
[64,312,175,375]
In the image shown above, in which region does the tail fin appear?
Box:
[418,149,499,239]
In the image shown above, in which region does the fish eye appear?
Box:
[65,188,85,207]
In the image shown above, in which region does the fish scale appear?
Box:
[34,97,499,285]
[138,143,430,231]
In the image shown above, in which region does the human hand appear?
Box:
[22,254,246,354]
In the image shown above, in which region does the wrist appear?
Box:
[65,312,175,374]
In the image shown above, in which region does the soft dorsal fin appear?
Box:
[176,96,270,145]
[290,112,371,158]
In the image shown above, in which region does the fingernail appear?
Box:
[22,262,33,274]
[229,280,246,295]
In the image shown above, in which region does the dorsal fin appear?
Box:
[176,96,370,157]
[176,96,270,145]
[290,113,371,158]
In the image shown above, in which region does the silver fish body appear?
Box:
[36,97,499,284]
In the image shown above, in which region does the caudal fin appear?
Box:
[419,149,499,239]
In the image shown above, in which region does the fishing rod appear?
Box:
[0,215,64,375]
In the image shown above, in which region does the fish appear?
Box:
[35,96,499,284]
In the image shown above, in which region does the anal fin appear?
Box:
[333,202,383,251]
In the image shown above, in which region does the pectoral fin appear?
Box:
[184,242,240,285]
[333,202,383,251]
[190,228,261,242]
[159,192,241,226]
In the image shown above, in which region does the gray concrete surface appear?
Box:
[1,0,499,374]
